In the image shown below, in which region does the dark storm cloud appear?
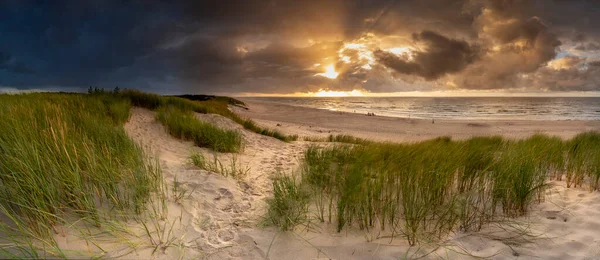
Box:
[524,57,600,91]
[573,32,587,43]
[0,51,35,74]
[0,0,599,93]
[0,52,9,64]
[374,30,480,80]
[453,1,564,89]
[0,0,181,90]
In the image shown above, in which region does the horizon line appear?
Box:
[234,90,600,98]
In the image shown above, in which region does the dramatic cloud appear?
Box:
[455,4,562,89]
[374,30,480,80]
[0,0,599,94]
[575,42,600,51]
[0,51,35,74]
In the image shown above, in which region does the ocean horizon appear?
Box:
[244,96,600,121]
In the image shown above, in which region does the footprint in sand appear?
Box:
[217,229,235,243]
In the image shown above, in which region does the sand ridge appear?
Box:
[53,106,600,259]
[123,107,308,259]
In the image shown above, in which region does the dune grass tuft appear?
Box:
[0,93,163,256]
[156,106,242,153]
[267,132,600,245]
[241,119,298,142]
[265,175,311,231]
[118,89,298,142]
[190,152,250,179]
[566,131,600,189]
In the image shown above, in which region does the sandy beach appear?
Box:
[234,99,600,142]
[49,102,600,259]
[7,1,600,259]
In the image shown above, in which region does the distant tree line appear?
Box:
[85,87,247,108]
[87,86,121,95]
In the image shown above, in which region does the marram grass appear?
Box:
[267,132,600,245]
[156,106,242,153]
[119,89,298,142]
[0,93,163,257]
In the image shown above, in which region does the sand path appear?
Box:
[121,107,308,259]
[56,106,600,259]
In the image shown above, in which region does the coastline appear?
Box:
[234,99,600,143]
[4,92,600,259]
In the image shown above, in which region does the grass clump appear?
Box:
[156,106,242,153]
[117,89,298,143]
[241,119,298,142]
[327,134,373,145]
[302,134,376,145]
[566,131,600,190]
[265,175,311,231]
[0,93,162,256]
[267,132,600,245]
[190,152,250,179]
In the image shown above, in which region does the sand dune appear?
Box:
[123,107,309,259]
[53,105,600,259]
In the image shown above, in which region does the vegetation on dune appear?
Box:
[0,89,290,257]
[119,89,297,142]
[566,132,600,189]
[190,152,250,180]
[0,93,163,257]
[5,88,597,255]
[266,132,600,245]
[265,175,311,231]
[174,94,247,108]
[241,119,298,142]
[156,106,242,153]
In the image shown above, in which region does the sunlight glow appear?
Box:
[337,42,376,70]
[389,47,411,55]
[389,47,414,60]
[316,64,339,79]
[239,90,600,98]
[313,89,364,97]
[344,43,365,49]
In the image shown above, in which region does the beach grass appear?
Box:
[190,152,250,179]
[119,89,298,142]
[156,106,242,153]
[267,132,600,245]
[265,175,311,231]
[0,93,163,256]
[566,132,600,190]
[241,119,298,142]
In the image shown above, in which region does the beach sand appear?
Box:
[53,102,600,259]
[233,99,600,142]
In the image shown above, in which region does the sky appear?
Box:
[1,0,600,96]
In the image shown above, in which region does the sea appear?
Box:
[244,97,600,121]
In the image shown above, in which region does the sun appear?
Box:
[316,64,339,79]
